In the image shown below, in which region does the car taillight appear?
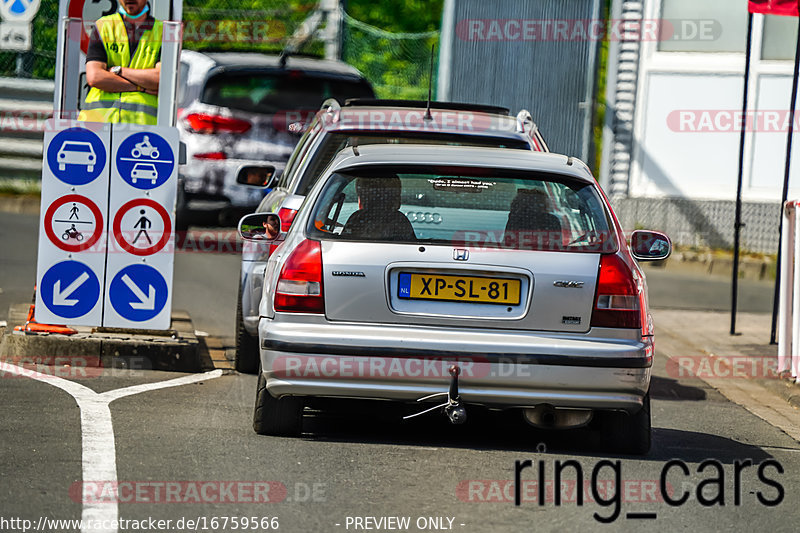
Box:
[185,113,252,134]
[274,239,323,314]
[193,151,227,160]
[591,254,641,329]
[277,207,298,232]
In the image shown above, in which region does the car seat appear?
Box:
[503,188,563,250]
[342,177,416,241]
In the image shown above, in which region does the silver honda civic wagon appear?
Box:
[238,144,671,454]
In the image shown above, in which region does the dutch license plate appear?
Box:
[397,273,521,305]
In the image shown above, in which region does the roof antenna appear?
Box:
[424,44,435,121]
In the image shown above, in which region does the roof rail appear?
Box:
[319,98,342,122]
[515,110,533,133]
[516,109,550,152]
[344,98,510,115]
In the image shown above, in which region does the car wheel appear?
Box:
[602,391,651,455]
[235,284,259,374]
[253,366,303,436]
[87,165,93,172]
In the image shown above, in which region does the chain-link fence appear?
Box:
[1,0,439,102]
[0,0,58,79]
[341,11,438,100]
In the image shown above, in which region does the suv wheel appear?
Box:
[235,282,259,374]
[602,391,651,455]
[253,368,303,436]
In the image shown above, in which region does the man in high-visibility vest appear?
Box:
[78,0,162,124]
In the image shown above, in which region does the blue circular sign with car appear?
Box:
[116,132,174,190]
[46,127,106,185]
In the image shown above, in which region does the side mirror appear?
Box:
[238,213,281,242]
[236,165,276,188]
[630,230,672,261]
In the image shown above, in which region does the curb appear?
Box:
[0,306,211,373]
[756,374,800,411]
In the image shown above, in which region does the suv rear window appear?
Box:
[307,166,615,252]
[296,132,531,195]
[202,72,374,114]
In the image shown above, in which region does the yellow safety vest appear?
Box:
[78,14,162,125]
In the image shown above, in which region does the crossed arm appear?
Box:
[86,61,161,94]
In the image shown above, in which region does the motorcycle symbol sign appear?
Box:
[116,132,174,190]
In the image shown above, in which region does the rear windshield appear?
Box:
[295,133,531,195]
[307,166,616,252]
[201,72,374,114]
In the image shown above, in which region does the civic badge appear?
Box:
[453,249,469,261]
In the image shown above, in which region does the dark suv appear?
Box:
[176,50,374,228]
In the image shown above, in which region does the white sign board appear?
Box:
[35,120,110,326]
[0,21,30,51]
[104,124,178,329]
[0,0,40,22]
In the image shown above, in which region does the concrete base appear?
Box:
[0,305,213,373]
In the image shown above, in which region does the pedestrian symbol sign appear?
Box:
[108,264,168,323]
[46,127,107,185]
[44,194,103,253]
[116,132,174,190]
[112,198,172,256]
[39,260,101,319]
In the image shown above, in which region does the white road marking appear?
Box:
[1,362,223,533]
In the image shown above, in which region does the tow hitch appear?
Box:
[404,365,467,425]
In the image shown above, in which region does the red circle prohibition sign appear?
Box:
[44,194,104,252]
[113,198,172,256]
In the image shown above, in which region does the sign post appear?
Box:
[35,0,183,330]
[35,120,110,326]
[104,125,179,329]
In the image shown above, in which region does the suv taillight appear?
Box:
[185,113,252,134]
[591,254,641,329]
[274,240,324,314]
[277,207,298,232]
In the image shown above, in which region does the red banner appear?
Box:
[749,0,800,16]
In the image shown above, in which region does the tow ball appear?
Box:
[404,365,467,425]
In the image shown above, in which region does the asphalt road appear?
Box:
[1,210,797,532]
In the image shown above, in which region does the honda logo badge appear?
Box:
[453,249,469,261]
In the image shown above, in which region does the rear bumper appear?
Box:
[258,318,652,413]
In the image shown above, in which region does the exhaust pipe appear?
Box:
[523,405,593,429]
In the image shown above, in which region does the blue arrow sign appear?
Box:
[46,127,106,185]
[109,264,168,321]
[40,261,100,318]
[116,132,174,190]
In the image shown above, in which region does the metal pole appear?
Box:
[771,15,800,344]
[731,13,754,335]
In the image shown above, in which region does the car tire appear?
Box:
[253,367,303,436]
[235,284,259,374]
[602,391,651,455]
